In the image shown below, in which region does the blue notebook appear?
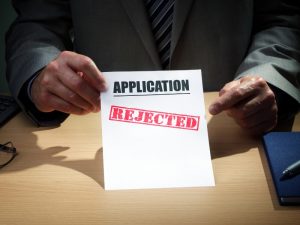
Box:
[262,132,300,205]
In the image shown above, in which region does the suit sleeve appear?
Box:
[5,0,73,126]
[235,0,300,119]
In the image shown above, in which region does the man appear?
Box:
[5,0,300,134]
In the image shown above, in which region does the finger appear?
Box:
[60,51,107,92]
[45,92,90,115]
[34,86,89,115]
[226,90,276,119]
[45,78,95,113]
[31,72,56,112]
[226,79,276,119]
[80,70,107,92]
[56,66,101,112]
[209,77,259,115]
[244,118,277,136]
[209,87,255,115]
[218,80,240,96]
[232,104,277,130]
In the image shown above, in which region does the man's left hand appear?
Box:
[209,75,278,135]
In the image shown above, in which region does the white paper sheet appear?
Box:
[101,70,215,190]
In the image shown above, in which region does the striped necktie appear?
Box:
[145,0,175,69]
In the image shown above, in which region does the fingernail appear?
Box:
[208,104,218,115]
[93,107,100,113]
[219,89,226,96]
[100,82,108,92]
[91,104,100,112]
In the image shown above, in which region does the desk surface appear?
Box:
[0,92,299,225]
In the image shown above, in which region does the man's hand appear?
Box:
[209,76,278,135]
[31,51,107,115]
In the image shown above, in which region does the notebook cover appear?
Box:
[262,132,300,205]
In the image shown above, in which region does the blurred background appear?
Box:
[0,1,16,94]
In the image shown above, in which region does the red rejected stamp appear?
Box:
[109,105,200,131]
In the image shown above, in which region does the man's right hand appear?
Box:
[31,51,107,115]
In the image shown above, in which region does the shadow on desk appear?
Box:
[208,113,299,210]
[207,112,295,159]
[0,119,105,188]
[1,112,296,195]
[207,113,259,159]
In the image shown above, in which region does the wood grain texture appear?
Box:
[0,92,299,225]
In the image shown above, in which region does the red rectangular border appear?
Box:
[109,105,200,131]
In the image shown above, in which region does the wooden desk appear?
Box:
[0,92,299,225]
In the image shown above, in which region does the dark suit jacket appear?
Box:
[5,0,300,126]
